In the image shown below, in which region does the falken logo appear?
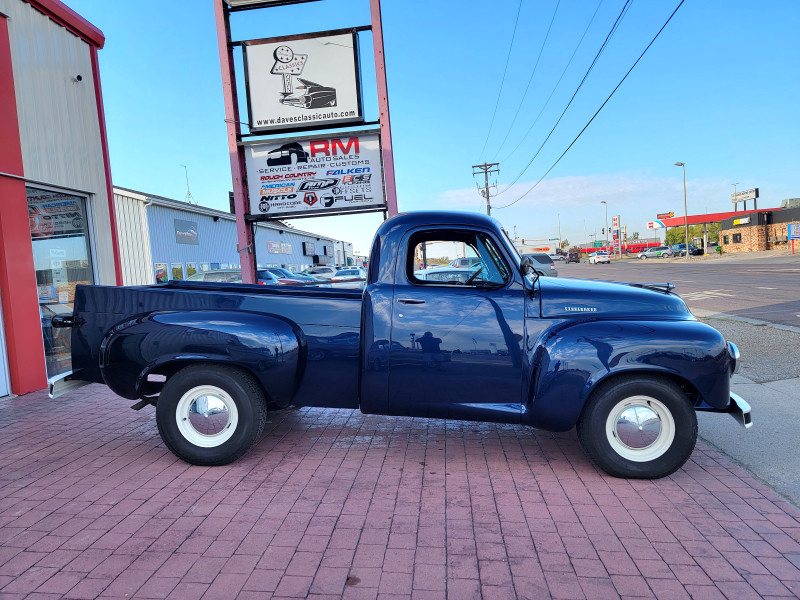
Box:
[564,306,597,312]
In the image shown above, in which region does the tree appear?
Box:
[560,239,569,249]
[630,232,639,241]
[665,223,720,246]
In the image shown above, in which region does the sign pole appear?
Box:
[370,0,398,216]
[214,0,256,284]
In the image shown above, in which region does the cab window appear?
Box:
[407,230,510,287]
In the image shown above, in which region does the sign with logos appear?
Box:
[174,219,199,245]
[27,190,88,238]
[303,242,316,256]
[244,30,363,133]
[732,217,751,226]
[789,223,800,240]
[657,212,674,219]
[267,241,294,254]
[612,215,620,228]
[731,188,759,203]
[646,219,665,230]
[244,130,386,219]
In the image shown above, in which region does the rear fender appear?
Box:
[525,319,731,431]
[99,310,301,403]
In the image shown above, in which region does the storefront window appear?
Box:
[186,262,198,277]
[27,187,94,379]
[155,263,168,283]
[171,263,184,280]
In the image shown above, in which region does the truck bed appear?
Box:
[71,281,363,408]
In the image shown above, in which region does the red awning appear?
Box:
[659,209,771,227]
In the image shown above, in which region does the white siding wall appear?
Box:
[113,190,153,286]
[2,0,116,285]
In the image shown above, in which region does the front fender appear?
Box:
[99,310,301,403]
[525,319,732,431]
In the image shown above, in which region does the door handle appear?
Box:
[397,298,425,305]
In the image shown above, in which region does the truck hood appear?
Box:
[538,277,693,320]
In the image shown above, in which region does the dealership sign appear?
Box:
[27,190,88,238]
[244,31,363,133]
[244,130,386,219]
[174,219,199,245]
[731,188,759,203]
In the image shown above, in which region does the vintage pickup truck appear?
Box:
[53,212,751,478]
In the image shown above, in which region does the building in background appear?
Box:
[333,240,354,268]
[0,0,118,397]
[719,205,800,253]
[113,187,347,285]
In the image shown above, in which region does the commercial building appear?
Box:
[0,0,118,397]
[718,205,800,253]
[113,187,345,285]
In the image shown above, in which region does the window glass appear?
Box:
[155,263,168,283]
[201,263,210,272]
[408,231,510,286]
[186,263,198,277]
[171,263,184,280]
[27,187,94,378]
[732,233,742,243]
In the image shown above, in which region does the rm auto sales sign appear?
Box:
[244,131,386,219]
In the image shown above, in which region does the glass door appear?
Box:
[27,187,95,379]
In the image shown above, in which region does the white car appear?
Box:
[588,251,610,264]
[548,253,565,262]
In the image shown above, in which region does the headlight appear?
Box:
[727,341,740,374]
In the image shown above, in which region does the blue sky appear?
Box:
[69,0,799,252]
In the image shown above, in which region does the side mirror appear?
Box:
[521,256,534,276]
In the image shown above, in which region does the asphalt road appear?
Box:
[557,252,800,327]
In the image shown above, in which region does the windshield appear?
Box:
[501,228,521,267]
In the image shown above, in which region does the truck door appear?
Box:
[388,228,525,423]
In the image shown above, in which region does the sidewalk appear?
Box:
[1,385,799,599]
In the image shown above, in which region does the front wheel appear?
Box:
[156,365,267,466]
[576,376,697,478]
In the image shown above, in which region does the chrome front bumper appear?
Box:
[727,392,753,429]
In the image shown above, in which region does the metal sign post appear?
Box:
[370,0,397,216]
[214,0,256,283]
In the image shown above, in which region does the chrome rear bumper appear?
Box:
[727,392,753,429]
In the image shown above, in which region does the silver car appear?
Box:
[638,246,674,259]
[522,253,559,277]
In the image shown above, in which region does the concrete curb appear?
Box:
[691,307,800,334]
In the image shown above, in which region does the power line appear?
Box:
[498,0,605,164]
[488,0,562,160]
[494,0,686,210]
[495,0,633,194]
[476,0,525,161]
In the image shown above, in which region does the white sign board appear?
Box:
[731,187,759,203]
[244,32,363,133]
[245,131,386,219]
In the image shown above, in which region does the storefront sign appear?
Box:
[733,217,751,226]
[27,190,87,238]
[656,212,674,219]
[244,130,386,219]
[244,31,363,133]
[789,223,800,240]
[174,219,199,245]
[303,242,316,256]
[647,220,665,229]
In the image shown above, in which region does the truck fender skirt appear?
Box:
[98,310,301,403]
[525,319,732,431]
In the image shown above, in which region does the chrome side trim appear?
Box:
[48,371,91,399]
[728,392,752,429]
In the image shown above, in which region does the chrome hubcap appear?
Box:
[614,405,661,450]
[176,385,238,448]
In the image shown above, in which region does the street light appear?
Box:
[600,200,609,256]
[674,162,689,260]
[732,182,739,211]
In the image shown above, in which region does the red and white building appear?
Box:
[0,0,119,397]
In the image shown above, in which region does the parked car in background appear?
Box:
[522,253,558,277]
[413,267,478,283]
[588,251,611,264]
[566,251,581,263]
[549,253,565,262]
[303,265,338,279]
[331,267,367,282]
[258,268,330,287]
[638,246,674,259]
[186,269,242,283]
[671,243,704,257]
[447,256,482,269]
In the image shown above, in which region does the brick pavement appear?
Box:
[1,384,799,599]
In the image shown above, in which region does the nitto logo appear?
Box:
[304,192,318,206]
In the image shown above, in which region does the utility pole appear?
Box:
[472,162,499,216]
[557,213,562,251]
[732,182,739,212]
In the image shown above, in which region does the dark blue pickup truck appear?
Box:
[53,212,751,478]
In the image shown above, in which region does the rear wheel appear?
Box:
[156,365,267,466]
[576,376,696,478]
